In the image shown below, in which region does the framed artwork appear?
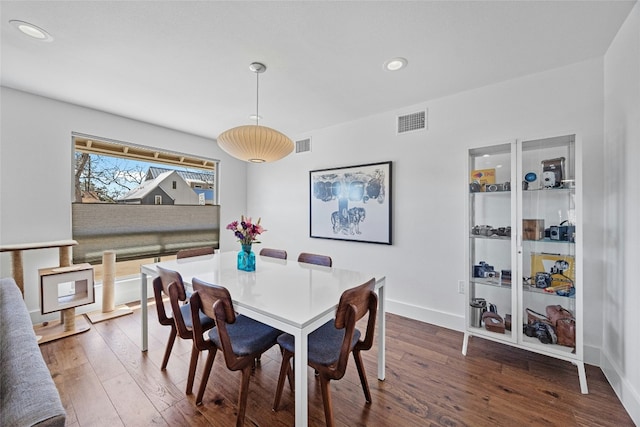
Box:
[309,161,392,244]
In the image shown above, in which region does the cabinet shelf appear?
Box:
[467,325,513,340]
[523,187,574,194]
[521,335,576,356]
[522,284,575,299]
[469,191,510,196]
[470,278,511,289]
[524,238,575,244]
[469,235,511,241]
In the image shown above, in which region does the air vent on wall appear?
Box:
[296,137,311,153]
[397,109,427,134]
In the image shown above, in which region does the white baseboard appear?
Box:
[386,298,465,333]
[601,350,640,426]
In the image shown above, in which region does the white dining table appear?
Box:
[139,251,386,426]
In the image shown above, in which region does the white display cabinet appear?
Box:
[462,134,586,394]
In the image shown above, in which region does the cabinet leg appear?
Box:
[462,332,470,356]
[576,361,588,394]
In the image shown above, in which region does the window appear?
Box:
[72,133,220,279]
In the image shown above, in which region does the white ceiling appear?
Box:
[1,1,635,140]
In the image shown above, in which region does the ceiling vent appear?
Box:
[296,137,312,153]
[397,109,427,134]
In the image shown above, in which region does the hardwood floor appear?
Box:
[40,300,634,426]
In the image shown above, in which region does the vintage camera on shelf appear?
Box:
[469,181,482,193]
[523,321,557,345]
[472,225,496,237]
[474,261,500,279]
[495,226,511,237]
[541,157,565,189]
[549,259,570,275]
[535,272,552,289]
[485,182,511,192]
[545,224,576,242]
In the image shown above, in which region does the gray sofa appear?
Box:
[0,277,66,427]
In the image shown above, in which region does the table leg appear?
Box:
[294,329,308,426]
[140,272,148,352]
[377,281,386,380]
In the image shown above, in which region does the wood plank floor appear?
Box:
[40,300,634,427]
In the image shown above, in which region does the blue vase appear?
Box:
[237,244,256,272]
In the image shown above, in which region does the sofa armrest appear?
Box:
[0,277,66,427]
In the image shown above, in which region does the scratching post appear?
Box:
[11,250,24,296]
[102,250,116,313]
[59,245,75,332]
[85,250,132,324]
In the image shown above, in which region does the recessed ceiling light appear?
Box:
[9,20,53,42]
[248,114,263,121]
[384,57,407,71]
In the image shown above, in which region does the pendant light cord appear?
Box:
[255,70,260,126]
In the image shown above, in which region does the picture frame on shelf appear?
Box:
[309,161,392,245]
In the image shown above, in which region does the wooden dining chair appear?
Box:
[176,246,215,259]
[189,277,282,426]
[272,278,377,427]
[155,266,214,394]
[297,252,332,267]
[259,247,287,260]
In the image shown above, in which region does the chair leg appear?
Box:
[186,344,199,394]
[236,366,253,427]
[273,349,294,411]
[161,326,177,370]
[353,350,372,403]
[319,374,335,427]
[196,348,217,405]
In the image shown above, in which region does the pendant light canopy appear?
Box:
[217,62,294,163]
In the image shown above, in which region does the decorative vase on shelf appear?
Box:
[237,244,256,272]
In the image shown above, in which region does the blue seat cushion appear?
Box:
[208,315,281,356]
[277,320,361,366]
[180,303,214,330]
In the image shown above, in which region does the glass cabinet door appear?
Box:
[517,134,580,358]
[467,142,517,342]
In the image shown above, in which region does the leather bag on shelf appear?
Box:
[546,304,576,348]
[526,308,550,325]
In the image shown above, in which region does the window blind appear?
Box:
[72,203,220,264]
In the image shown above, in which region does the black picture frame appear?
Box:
[309,161,392,244]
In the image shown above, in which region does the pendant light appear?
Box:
[217,62,294,163]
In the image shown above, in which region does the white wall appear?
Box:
[248,59,606,364]
[0,87,247,318]
[603,2,640,423]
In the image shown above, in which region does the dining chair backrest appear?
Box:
[156,265,189,338]
[297,252,332,267]
[156,265,187,301]
[176,246,215,259]
[259,248,288,260]
[191,277,236,327]
[152,276,172,326]
[332,278,377,375]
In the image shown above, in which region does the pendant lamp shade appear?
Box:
[217,124,293,163]
[217,62,293,163]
